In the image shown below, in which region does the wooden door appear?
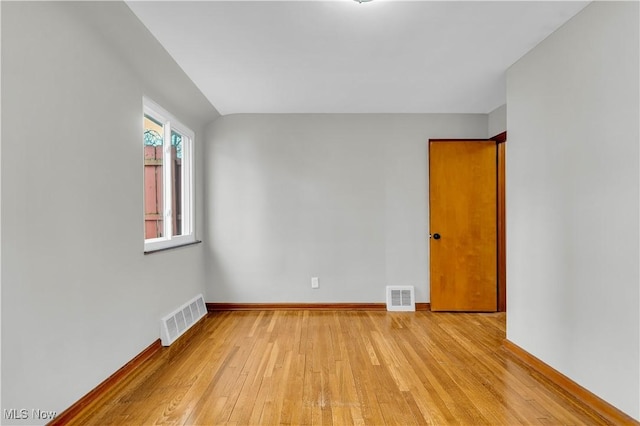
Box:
[429,141,497,312]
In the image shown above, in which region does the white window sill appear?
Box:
[144,240,202,255]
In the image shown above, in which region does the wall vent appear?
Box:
[160,294,207,346]
[386,286,415,312]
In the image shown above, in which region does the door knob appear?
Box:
[433,233,441,240]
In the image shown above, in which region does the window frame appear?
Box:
[143,97,196,253]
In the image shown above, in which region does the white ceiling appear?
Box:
[126,1,590,115]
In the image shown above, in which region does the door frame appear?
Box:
[492,131,507,312]
[428,132,507,312]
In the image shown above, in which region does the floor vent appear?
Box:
[386,286,415,312]
[160,294,207,346]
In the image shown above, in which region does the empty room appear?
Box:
[1,0,639,425]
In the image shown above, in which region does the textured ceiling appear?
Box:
[127,1,590,115]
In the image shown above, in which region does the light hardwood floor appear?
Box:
[73,311,607,425]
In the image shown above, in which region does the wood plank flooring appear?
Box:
[72,311,607,425]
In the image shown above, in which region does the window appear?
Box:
[143,98,195,252]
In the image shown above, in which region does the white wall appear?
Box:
[488,104,506,138]
[1,2,218,423]
[507,1,639,419]
[204,114,486,304]
[0,0,3,412]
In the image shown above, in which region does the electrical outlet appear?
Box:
[311,277,319,289]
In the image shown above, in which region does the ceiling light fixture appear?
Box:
[354,0,373,3]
